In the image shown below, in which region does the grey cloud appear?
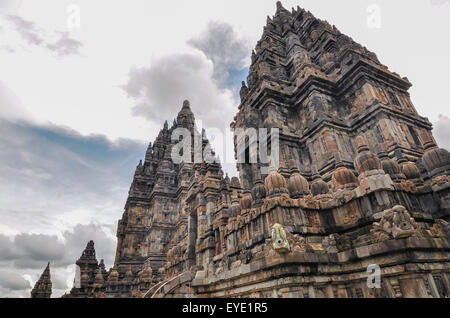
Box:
[0,223,116,296]
[13,234,66,266]
[434,114,450,151]
[0,224,115,270]
[188,21,251,86]
[122,21,250,136]
[5,15,43,46]
[45,32,83,57]
[123,52,237,130]
[0,117,143,296]
[0,118,145,217]
[62,223,117,268]
[52,270,69,290]
[0,235,20,261]
[2,14,82,57]
[0,270,31,291]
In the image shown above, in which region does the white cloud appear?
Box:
[0,118,146,235]
[1,14,82,57]
[434,115,450,151]
[0,81,33,121]
[0,1,22,15]
[188,21,252,86]
[123,52,238,131]
[0,118,141,296]
[0,270,31,291]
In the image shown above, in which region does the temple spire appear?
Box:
[275,1,289,15]
[31,262,52,298]
[176,99,195,129]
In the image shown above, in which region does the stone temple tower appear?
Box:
[233,1,436,189]
[31,263,52,298]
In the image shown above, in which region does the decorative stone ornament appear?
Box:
[251,168,267,207]
[420,133,450,178]
[271,223,291,253]
[378,150,406,182]
[371,205,417,242]
[265,166,289,197]
[310,165,330,197]
[354,136,382,174]
[287,159,311,198]
[332,153,358,190]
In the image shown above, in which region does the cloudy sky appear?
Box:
[0,0,449,297]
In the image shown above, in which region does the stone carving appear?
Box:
[428,219,450,238]
[371,205,418,242]
[240,81,249,102]
[271,223,291,253]
[334,189,355,205]
[431,175,449,188]
[288,233,307,253]
[240,247,253,264]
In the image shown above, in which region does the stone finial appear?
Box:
[354,135,382,175]
[287,159,310,199]
[230,176,241,189]
[264,168,288,197]
[78,240,97,264]
[240,191,253,211]
[107,267,119,282]
[378,150,406,182]
[251,166,266,207]
[93,267,105,288]
[332,154,358,190]
[311,165,330,197]
[183,100,190,109]
[420,130,450,178]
